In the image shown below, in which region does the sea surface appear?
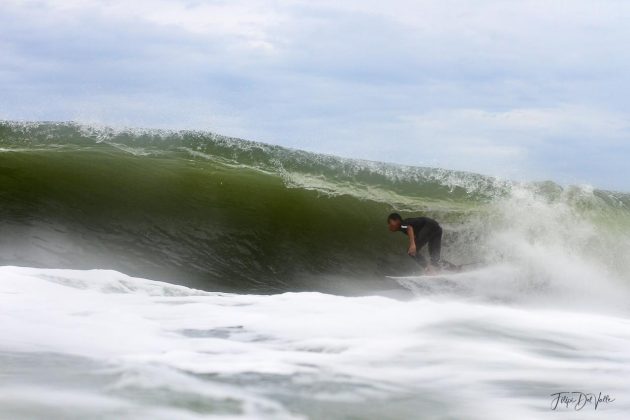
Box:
[1,121,629,419]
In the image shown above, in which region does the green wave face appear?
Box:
[1,121,629,293]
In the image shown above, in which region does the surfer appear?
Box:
[387,213,445,274]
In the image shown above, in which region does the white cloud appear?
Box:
[403,106,629,141]
[392,106,629,182]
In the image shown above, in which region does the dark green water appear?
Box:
[1,121,628,293]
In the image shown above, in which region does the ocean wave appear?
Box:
[1,121,629,296]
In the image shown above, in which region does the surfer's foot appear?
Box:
[425,265,440,275]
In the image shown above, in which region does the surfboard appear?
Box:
[386,264,487,294]
[386,262,483,281]
[386,272,459,280]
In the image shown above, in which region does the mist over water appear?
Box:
[1,121,630,419]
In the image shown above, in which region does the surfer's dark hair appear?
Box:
[387,213,402,222]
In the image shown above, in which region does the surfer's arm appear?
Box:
[407,226,416,256]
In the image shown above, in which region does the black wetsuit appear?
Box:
[399,217,442,268]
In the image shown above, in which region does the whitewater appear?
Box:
[1,122,630,419]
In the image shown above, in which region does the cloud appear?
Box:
[394,106,629,182]
[1,0,629,190]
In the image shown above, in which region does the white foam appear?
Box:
[1,266,629,419]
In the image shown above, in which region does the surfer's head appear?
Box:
[387,213,403,231]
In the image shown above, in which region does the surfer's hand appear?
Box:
[407,244,416,256]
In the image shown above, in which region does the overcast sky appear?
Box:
[1,0,629,190]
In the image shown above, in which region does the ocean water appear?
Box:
[1,121,629,419]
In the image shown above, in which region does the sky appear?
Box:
[1,0,629,190]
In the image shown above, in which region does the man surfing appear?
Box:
[387,213,454,274]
